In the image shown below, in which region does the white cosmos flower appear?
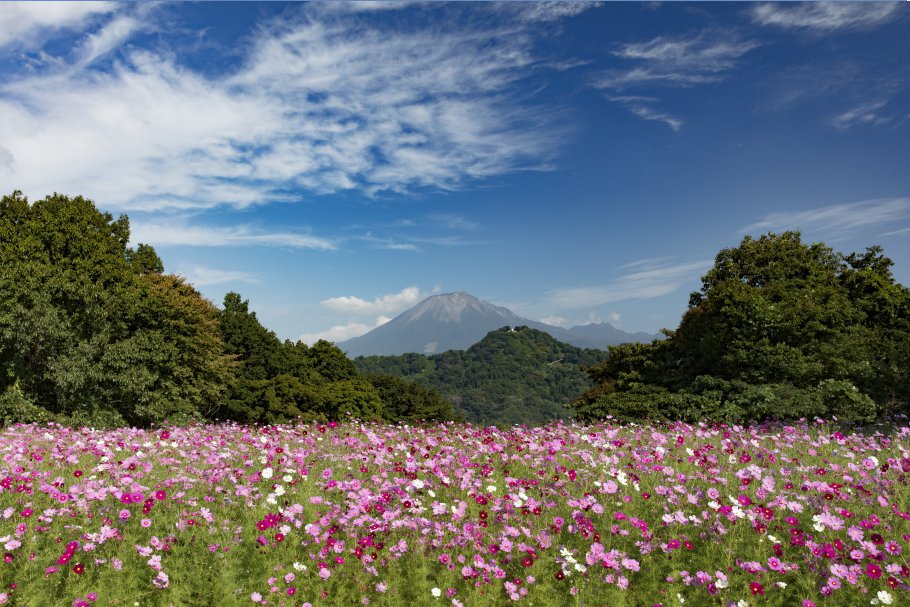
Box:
[431,587,441,598]
[261,468,273,479]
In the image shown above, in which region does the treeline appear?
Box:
[355,326,608,425]
[0,192,460,427]
[573,232,910,423]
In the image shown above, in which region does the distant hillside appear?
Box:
[354,326,609,425]
[339,291,656,356]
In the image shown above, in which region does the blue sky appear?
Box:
[1,1,908,343]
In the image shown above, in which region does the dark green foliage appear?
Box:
[0,191,231,427]
[0,190,458,427]
[217,292,384,423]
[356,326,607,425]
[574,232,910,423]
[366,374,462,422]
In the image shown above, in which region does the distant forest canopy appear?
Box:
[354,326,609,425]
[0,192,460,427]
[1,192,908,427]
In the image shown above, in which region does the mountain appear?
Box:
[354,326,608,425]
[338,291,656,357]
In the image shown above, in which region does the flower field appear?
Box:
[0,420,908,607]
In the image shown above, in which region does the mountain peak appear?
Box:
[339,291,657,357]
[408,291,516,324]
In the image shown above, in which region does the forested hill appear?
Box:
[0,192,460,427]
[354,326,609,425]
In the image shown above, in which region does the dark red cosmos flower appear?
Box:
[73,470,83,478]
[749,582,764,596]
[555,570,564,580]
[521,557,533,567]
[73,563,85,575]
[887,576,899,589]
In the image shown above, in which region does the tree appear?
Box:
[574,232,909,423]
[0,192,230,426]
[366,374,461,422]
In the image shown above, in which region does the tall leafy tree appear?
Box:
[0,191,230,426]
[574,232,910,423]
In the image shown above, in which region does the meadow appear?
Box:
[0,419,907,607]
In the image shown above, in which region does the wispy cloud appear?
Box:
[0,1,115,49]
[299,315,391,345]
[1,5,563,212]
[619,256,675,270]
[507,1,599,23]
[321,286,424,315]
[376,241,421,252]
[130,219,336,250]
[75,13,144,67]
[608,96,682,131]
[830,100,893,131]
[751,3,901,32]
[179,265,259,287]
[596,33,760,91]
[546,260,711,309]
[426,214,479,231]
[740,198,910,236]
[539,315,569,327]
[595,32,758,130]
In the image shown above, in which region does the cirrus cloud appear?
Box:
[751,2,901,32]
[1,4,563,213]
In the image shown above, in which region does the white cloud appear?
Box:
[596,33,760,91]
[830,100,892,131]
[608,311,621,323]
[740,198,910,236]
[299,315,391,345]
[539,315,569,327]
[321,286,423,315]
[510,1,598,23]
[546,260,712,309]
[426,214,479,231]
[76,14,143,66]
[378,241,421,252]
[596,32,757,129]
[609,96,682,131]
[1,5,561,212]
[0,2,115,49]
[751,3,900,32]
[179,265,258,287]
[619,256,675,270]
[130,219,336,250]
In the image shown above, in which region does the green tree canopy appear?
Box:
[0,191,231,426]
[574,232,910,423]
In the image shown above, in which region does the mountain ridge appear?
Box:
[338,291,657,357]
